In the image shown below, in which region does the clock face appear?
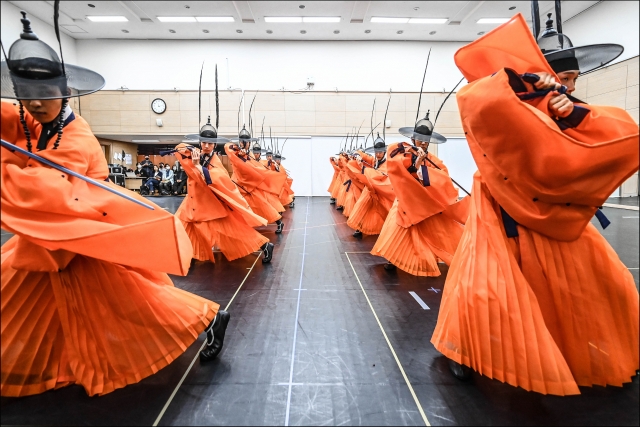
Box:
[151,98,166,114]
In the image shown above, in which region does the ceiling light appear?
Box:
[157,17,196,22]
[300,30,307,34]
[169,29,176,33]
[299,5,305,9]
[509,6,516,10]
[87,16,128,22]
[185,5,190,8]
[408,18,448,24]
[196,17,235,22]
[236,29,243,33]
[132,140,160,143]
[88,3,95,8]
[477,31,485,35]
[397,30,404,34]
[364,29,371,33]
[477,18,510,24]
[429,31,437,35]
[265,17,302,23]
[333,30,340,34]
[303,17,340,23]
[266,29,273,34]
[371,17,409,23]
[122,29,129,33]
[202,29,210,33]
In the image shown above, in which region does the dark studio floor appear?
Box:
[1,196,638,426]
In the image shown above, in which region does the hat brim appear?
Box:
[364,145,387,154]
[1,62,105,100]
[544,44,623,74]
[232,137,259,143]
[398,127,447,144]
[184,134,230,143]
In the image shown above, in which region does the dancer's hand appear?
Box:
[531,72,561,91]
[191,148,201,165]
[549,93,574,118]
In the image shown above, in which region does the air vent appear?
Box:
[141,18,153,23]
[242,19,255,24]
[448,21,461,25]
[350,19,364,24]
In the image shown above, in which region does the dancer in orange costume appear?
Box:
[431,11,638,395]
[176,67,275,265]
[328,156,341,205]
[347,134,394,237]
[340,148,366,219]
[273,151,295,209]
[370,64,469,276]
[1,11,229,397]
[226,126,286,234]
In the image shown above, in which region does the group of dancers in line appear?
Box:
[0,0,637,401]
[329,5,639,396]
[1,5,294,398]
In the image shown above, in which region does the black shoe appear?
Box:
[330,198,336,205]
[448,359,472,381]
[336,206,344,211]
[275,220,284,234]
[200,310,231,362]
[289,201,295,208]
[384,262,396,271]
[261,242,274,263]
[353,230,363,238]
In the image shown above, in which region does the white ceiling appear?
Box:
[9,1,600,42]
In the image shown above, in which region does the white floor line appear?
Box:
[152,253,263,427]
[602,203,639,211]
[409,292,430,310]
[284,196,311,426]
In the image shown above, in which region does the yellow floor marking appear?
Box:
[153,253,262,426]
[345,252,431,426]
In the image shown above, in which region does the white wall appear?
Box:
[1,1,77,65]
[563,0,639,65]
[75,38,466,93]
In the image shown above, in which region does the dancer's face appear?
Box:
[22,98,63,124]
[556,70,579,94]
[201,141,215,154]
[375,151,385,160]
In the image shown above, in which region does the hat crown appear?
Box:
[199,116,218,138]
[414,111,434,136]
[238,125,251,140]
[252,143,262,152]
[373,132,385,147]
[537,13,573,53]
[8,12,64,80]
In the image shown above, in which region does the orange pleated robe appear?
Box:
[1,102,218,397]
[347,151,395,235]
[176,147,269,262]
[371,143,469,276]
[335,155,350,208]
[431,14,639,395]
[225,145,285,223]
[341,158,366,218]
[263,158,294,206]
[328,157,341,199]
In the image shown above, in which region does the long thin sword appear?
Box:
[1,139,155,210]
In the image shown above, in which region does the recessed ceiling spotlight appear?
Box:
[334,30,340,34]
[236,29,243,33]
[185,5,190,8]
[169,29,176,33]
[122,29,129,33]
[397,30,403,34]
[364,29,371,34]
[299,4,305,9]
[88,3,95,7]
[414,7,419,11]
[300,30,307,34]
[429,31,436,35]
[477,31,485,35]
[203,29,210,33]
[509,6,516,10]
[266,29,273,34]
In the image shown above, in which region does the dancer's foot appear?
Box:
[384,262,396,271]
[275,220,284,234]
[330,198,336,205]
[336,206,344,211]
[448,359,472,381]
[289,201,295,208]
[353,230,362,238]
[200,310,231,362]
[261,242,274,263]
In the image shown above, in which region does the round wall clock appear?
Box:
[151,98,166,114]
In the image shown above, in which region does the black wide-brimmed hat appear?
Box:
[1,11,104,100]
[365,133,388,154]
[185,116,230,143]
[399,111,447,144]
[531,2,623,74]
[233,125,259,143]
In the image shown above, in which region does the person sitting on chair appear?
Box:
[159,164,174,195]
[144,165,161,194]
[173,164,188,195]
